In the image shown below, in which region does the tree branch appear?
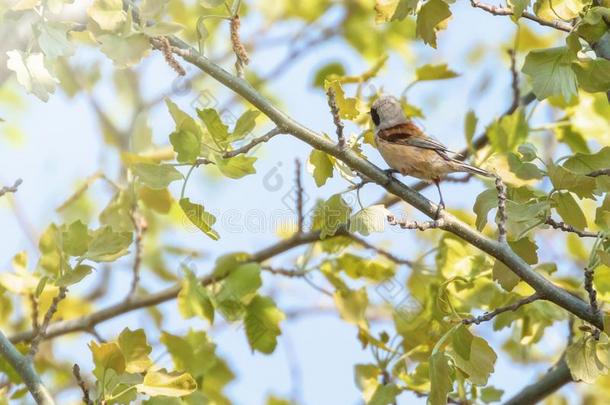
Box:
[587,168,610,178]
[0,178,22,197]
[158,35,602,330]
[326,87,345,148]
[502,359,572,405]
[9,230,329,344]
[470,0,573,32]
[0,330,55,404]
[545,217,600,238]
[222,127,283,158]
[463,293,541,325]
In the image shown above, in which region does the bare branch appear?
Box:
[503,359,572,405]
[29,294,40,334]
[348,234,413,266]
[584,267,601,336]
[0,330,54,404]
[508,49,520,111]
[0,178,22,198]
[470,0,573,32]
[223,127,283,158]
[10,230,332,344]
[495,175,508,243]
[587,168,610,178]
[127,210,147,299]
[326,87,345,148]
[545,217,600,238]
[462,293,541,325]
[72,364,92,405]
[28,287,67,358]
[387,214,445,231]
[294,159,304,233]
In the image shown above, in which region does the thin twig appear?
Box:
[127,209,147,299]
[223,127,283,158]
[262,266,310,277]
[295,159,304,233]
[495,175,507,243]
[230,15,249,78]
[28,287,67,358]
[348,234,413,266]
[584,267,601,338]
[462,293,541,325]
[387,214,445,231]
[545,217,600,238]
[587,168,610,178]
[326,87,345,148]
[0,178,22,197]
[72,364,92,405]
[470,0,573,32]
[508,49,520,111]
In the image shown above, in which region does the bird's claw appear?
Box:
[383,169,399,186]
[434,202,446,220]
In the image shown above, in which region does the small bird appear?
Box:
[370,95,492,215]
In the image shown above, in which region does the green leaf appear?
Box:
[312,62,346,88]
[37,22,74,59]
[314,194,352,239]
[548,164,597,199]
[415,63,459,81]
[88,0,126,31]
[136,369,197,397]
[480,386,504,403]
[215,155,257,179]
[55,264,93,287]
[510,0,531,20]
[566,335,607,383]
[160,330,217,378]
[573,59,610,93]
[133,163,183,190]
[493,261,520,291]
[244,295,285,354]
[595,195,610,232]
[198,108,229,147]
[449,335,497,385]
[522,46,578,101]
[230,110,260,142]
[452,325,473,361]
[170,130,201,163]
[140,0,166,19]
[6,51,57,102]
[429,352,453,405]
[90,341,126,379]
[98,33,151,68]
[139,187,172,214]
[200,0,224,7]
[324,80,359,119]
[552,191,587,230]
[416,0,451,49]
[85,226,132,262]
[337,253,395,282]
[334,288,368,329]
[62,220,90,256]
[177,267,214,323]
[212,252,251,278]
[118,328,153,373]
[100,190,134,232]
[518,143,538,162]
[308,149,334,187]
[486,108,528,153]
[563,147,610,174]
[507,153,544,180]
[505,199,550,237]
[349,205,391,236]
[464,110,477,150]
[473,189,498,231]
[141,22,184,36]
[212,263,262,320]
[179,198,219,240]
[38,224,62,275]
[368,383,401,405]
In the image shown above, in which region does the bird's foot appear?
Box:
[383,169,400,186]
[434,202,446,220]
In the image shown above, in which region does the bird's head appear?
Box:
[370,95,408,131]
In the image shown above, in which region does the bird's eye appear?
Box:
[370,107,380,126]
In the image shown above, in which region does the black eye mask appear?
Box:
[370,107,380,126]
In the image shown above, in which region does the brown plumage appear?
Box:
[370,95,492,213]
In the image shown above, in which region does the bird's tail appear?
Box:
[454,160,494,178]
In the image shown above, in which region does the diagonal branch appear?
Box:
[545,217,600,238]
[470,0,573,32]
[9,230,329,344]
[0,331,55,404]
[503,359,572,405]
[158,34,602,330]
[0,178,22,197]
[223,127,283,158]
[463,293,541,325]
